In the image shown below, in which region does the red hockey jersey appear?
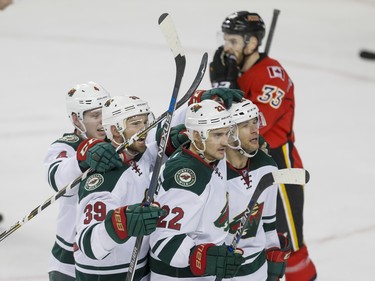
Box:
[238,55,295,149]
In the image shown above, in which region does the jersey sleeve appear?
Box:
[76,188,122,260]
[262,182,280,250]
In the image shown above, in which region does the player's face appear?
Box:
[237,118,259,153]
[203,127,231,161]
[82,108,106,140]
[223,33,246,64]
[123,114,149,153]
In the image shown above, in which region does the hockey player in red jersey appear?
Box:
[209,11,317,281]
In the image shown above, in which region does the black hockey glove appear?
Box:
[209,46,239,89]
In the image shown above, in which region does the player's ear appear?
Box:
[244,36,258,55]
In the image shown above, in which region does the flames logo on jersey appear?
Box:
[214,192,230,231]
[229,202,264,238]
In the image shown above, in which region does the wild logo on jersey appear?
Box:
[58,134,80,143]
[229,202,264,238]
[214,192,230,231]
[174,168,196,187]
[84,174,104,191]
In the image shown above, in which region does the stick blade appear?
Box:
[272,168,310,185]
[158,13,185,58]
[359,50,375,60]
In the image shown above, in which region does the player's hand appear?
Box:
[76,138,122,172]
[209,46,239,89]
[105,203,166,242]
[266,233,291,281]
[157,124,188,156]
[190,244,245,278]
[188,88,244,109]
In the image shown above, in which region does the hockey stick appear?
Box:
[264,9,280,55]
[0,47,206,245]
[126,51,207,145]
[215,168,310,281]
[359,50,375,60]
[125,13,186,281]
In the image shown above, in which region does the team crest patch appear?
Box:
[58,135,80,143]
[174,168,196,187]
[84,174,104,191]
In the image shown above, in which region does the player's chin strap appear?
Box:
[190,140,217,163]
[74,120,88,140]
[227,134,258,158]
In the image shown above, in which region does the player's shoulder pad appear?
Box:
[78,165,130,202]
[53,133,82,150]
[162,152,214,196]
[250,149,277,170]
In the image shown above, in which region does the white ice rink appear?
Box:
[0,0,374,280]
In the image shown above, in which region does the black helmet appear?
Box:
[221,11,266,43]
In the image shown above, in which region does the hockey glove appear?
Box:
[105,203,166,243]
[190,244,245,278]
[188,88,244,109]
[210,46,239,89]
[76,138,122,173]
[266,233,291,281]
[156,124,189,157]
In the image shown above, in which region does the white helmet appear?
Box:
[102,95,153,141]
[66,81,110,122]
[65,81,110,137]
[185,99,232,141]
[228,99,266,158]
[228,99,266,127]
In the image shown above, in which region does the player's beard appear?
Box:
[128,140,147,154]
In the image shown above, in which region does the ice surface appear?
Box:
[0,0,374,280]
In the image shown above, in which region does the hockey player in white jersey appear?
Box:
[149,99,245,280]
[44,81,122,281]
[225,98,291,281]
[74,95,165,281]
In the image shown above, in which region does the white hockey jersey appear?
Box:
[44,133,84,277]
[224,150,280,281]
[149,146,229,281]
[74,142,157,281]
